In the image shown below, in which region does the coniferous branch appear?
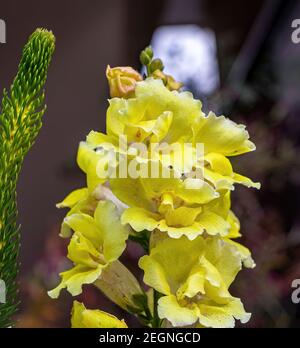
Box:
[0,28,55,327]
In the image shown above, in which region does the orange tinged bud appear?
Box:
[106,65,142,98]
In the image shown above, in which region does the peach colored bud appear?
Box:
[106,65,142,98]
[152,70,183,91]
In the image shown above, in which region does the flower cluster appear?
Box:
[49,47,260,328]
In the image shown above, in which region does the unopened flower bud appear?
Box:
[140,51,151,66]
[149,58,164,73]
[152,69,183,91]
[144,46,153,59]
[106,65,142,98]
[140,46,153,66]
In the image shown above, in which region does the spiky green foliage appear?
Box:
[0,28,55,327]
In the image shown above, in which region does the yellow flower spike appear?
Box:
[71,301,128,328]
[48,201,129,298]
[51,52,260,329]
[139,236,251,328]
[106,65,142,99]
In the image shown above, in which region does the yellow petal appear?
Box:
[224,239,256,268]
[121,207,160,232]
[204,152,260,190]
[165,206,202,227]
[48,264,103,298]
[77,142,109,192]
[140,236,206,292]
[138,256,171,295]
[227,211,241,238]
[205,153,233,176]
[198,298,251,328]
[193,112,255,156]
[205,238,242,287]
[157,220,203,240]
[176,264,206,299]
[56,188,88,209]
[67,233,101,268]
[71,301,128,328]
[63,213,102,247]
[94,201,129,262]
[197,211,230,237]
[110,177,154,211]
[158,295,198,327]
[151,111,173,142]
[232,173,261,189]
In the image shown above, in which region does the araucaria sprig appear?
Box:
[0,29,55,327]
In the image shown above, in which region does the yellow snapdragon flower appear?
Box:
[56,184,127,237]
[139,236,251,328]
[48,200,129,298]
[117,177,230,240]
[71,301,127,328]
[107,78,201,144]
[56,187,97,238]
[104,78,259,189]
[112,177,254,249]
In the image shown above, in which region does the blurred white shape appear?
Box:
[0,278,6,303]
[0,19,6,44]
[150,25,219,95]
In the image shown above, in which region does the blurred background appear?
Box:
[0,0,300,327]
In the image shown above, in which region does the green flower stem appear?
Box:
[151,289,162,328]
